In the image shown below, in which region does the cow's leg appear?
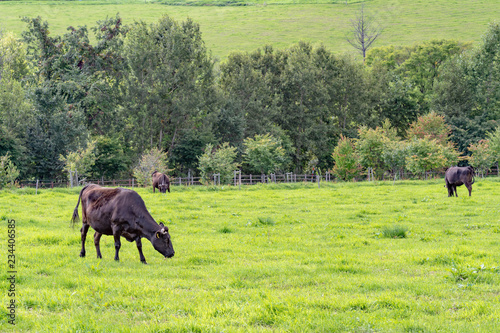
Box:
[113,234,121,261]
[448,186,454,197]
[94,232,103,259]
[466,183,472,196]
[80,224,90,257]
[136,238,147,264]
[453,185,458,197]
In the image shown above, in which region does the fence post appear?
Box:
[36,179,39,195]
[317,173,320,188]
[234,170,241,189]
[213,173,220,186]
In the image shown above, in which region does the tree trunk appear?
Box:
[159,128,163,149]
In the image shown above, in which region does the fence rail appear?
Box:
[17,166,498,189]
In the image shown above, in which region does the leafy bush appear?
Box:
[90,136,129,179]
[356,126,388,179]
[59,140,96,185]
[486,126,500,175]
[487,126,500,160]
[405,138,460,179]
[198,142,238,185]
[406,112,451,145]
[331,135,363,181]
[0,152,20,189]
[133,148,168,187]
[468,139,496,177]
[382,140,409,180]
[243,134,287,175]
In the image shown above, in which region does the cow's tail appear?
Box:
[469,166,475,185]
[71,185,89,227]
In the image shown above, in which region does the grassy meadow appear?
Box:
[1,0,499,59]
[1,178,500,331]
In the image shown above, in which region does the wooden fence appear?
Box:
[17,166,498,189]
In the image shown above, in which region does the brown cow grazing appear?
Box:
[71,184,174,263]
[445,166,475,197]
[152,171,170,193]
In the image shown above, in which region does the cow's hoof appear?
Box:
[80,252,85,257]
[141,261,148,265]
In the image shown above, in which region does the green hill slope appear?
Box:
[1,0,499,59]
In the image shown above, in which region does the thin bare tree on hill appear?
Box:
[346,4,383,62]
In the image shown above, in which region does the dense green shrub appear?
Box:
[331,135,363,181]
[198,143,238,185]
[133,148,169,187]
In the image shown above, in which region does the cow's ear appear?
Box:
[159,222,164,227]
[155,231,161,239]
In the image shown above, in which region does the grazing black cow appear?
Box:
[71,184,174,263]
[152,171,170,193]
[445,166,475,197]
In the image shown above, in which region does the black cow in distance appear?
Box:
[445,166,475,197]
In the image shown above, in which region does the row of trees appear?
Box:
[332,114,500,182]
[0,15,499,184]
[43,113,499,188]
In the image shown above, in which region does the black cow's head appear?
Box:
[152,223,175,258]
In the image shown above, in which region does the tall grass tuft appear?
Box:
[381,225,408,238]
[219,226,232,233]
[257,217,276,226]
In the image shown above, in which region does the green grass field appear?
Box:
[1,0,499,59]
[1,179,499,332]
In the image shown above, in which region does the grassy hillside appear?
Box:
[1,179,500,331]
[1,0,499,59]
